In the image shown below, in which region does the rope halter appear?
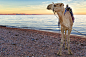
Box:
[52,2,60,27]
[52,2,55,14]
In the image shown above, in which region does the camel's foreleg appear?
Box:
[57,28,64,56]
[67,30,72,55]
[65,30,67,49]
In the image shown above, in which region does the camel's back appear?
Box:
[63,11,73,28]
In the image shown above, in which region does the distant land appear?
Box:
[0,13,50,15]
[0,13,85,15]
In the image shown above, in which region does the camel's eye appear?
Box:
[57,4,58,5]
[54,5,56,7]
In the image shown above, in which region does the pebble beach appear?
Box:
[0,26,86,57]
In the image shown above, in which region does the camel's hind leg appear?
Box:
[67,30,72,55]
[57,28,64,56]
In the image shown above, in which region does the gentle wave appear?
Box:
[0,15,86,37]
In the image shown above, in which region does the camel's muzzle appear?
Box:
[47,5,51,10]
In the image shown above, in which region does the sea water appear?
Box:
[0,15,86,36]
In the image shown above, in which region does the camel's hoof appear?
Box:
[65,47,68,50]
[68,51,73,55]
[57,52,62,56]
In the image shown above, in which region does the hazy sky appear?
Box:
[0,0,86,14]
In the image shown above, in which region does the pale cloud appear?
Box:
[1,0,86,14]
[26,2,48,10]
[42,1,49,3]
[68,0,72,2]
[0,3,47,12]
[70,1,86,8]
[68,1,86,14]
[0,5,4,8]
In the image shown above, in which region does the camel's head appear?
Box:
[47,3,64,13]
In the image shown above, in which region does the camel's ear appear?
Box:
[60,3,64,6]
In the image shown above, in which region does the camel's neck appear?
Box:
[57,12,64,24]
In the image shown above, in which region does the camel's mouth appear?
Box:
[47,7,51,10]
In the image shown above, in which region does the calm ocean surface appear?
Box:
[0,15,86,36]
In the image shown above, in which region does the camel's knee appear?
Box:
[61,41,64,44]
[67,41,70,44]
[67,38,70,43]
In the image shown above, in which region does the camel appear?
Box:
[47,3,73,55]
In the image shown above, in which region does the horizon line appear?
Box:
[0,13,86,15]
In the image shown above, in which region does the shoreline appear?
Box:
[0,26,86,57]
[0,25,86,39]
[0,24,86,38]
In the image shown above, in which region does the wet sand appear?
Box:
[0,26,86,57]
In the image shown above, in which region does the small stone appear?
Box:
[11,43,16,45]
[51,47,54,49]
[20,44,22,46]
[57,49,58,50]
[32,56,34,57]
[31,39,35,41]
[28,51,30,52]
[15,34,19,36]
[43,55,46,57]
[2,48,6,51]
[36,39,38,40]
[81,43,86,46]
[81,44,83,46]
[84,46,86,48]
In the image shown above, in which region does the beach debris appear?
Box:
[43,55,46,57]
[15,34,19,36]
[11,43,17,46]
[27,56,32,57]
[31,38,35,41]
[32,56,34,57]
[2,48,7,51]
[26,54,35,57]
[81,43,86,46]
[9,31,11,33]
